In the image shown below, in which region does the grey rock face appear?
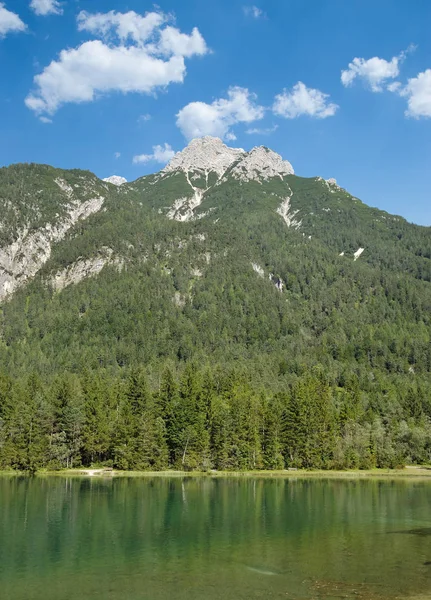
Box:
[0,196,104,300]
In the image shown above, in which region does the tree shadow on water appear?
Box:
[388,527,431,537]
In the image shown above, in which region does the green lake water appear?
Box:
[1,476,431,600]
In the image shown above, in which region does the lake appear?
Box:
[1,476,431,599]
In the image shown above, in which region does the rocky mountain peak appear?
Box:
[163,136,295,184]
[228,145,294,182]
[103,176,127,186]
[163,136,245,178]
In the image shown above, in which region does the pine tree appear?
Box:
[262,394,285,469]
[81,372,115,465]
[158,367,180,464]
[49,373,84,469]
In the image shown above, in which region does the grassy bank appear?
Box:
[2,466,431,479]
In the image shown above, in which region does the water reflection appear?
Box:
[0,477,430,599]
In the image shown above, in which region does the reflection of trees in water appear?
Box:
[0,477,430,599]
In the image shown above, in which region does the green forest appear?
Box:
[0,163,430,472]
[0,364,430,472]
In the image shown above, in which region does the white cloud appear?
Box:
[138,113,151,123]
[243,6,264,19]
[273,82,338,119]
[176,86,265,140]
[0,3,26,36]
[25,42,186,115]
[133,143,175,164]
[387,81,402,93]
[340,46,429,117]
[114,151,121,159]
[39,116,52,123]
[401,69,431,118]
[245,124,278,135]
[30,0,63,16]
[77,11,207,57]
[225,132,237,141]
[158,26,207,57]
[341,56,399,91]
[341,46,415,92]
[77,10,166,44]
[25,10,208,117]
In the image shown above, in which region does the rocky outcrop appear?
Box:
[354,247,365,261]
[325,177,341,194]
[276,190,301,229]
[0,196,104,300]
[251,262,265,277]
[166,171,206,222]
[51,248,123,291]
[228,146,294,182]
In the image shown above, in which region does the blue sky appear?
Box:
[1,0,431,225]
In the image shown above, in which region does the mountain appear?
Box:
[0,137,430,471]
[0,136,429,368]
[103,175,127,186]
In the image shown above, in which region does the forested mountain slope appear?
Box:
[0,137,429,471]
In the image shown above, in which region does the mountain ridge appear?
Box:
[105,136,296,192]
[0,138,429,304]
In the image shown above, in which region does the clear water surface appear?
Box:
[1,476,431,600]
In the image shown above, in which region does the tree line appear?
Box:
[0,364,429,472]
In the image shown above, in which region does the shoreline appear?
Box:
[2,466,431,479]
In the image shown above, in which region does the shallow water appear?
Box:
[1,476,431,599]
